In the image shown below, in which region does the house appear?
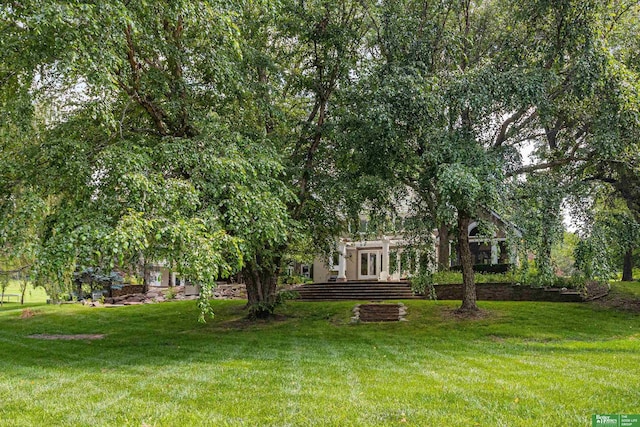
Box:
[146,262,199,296]
[312,210,521,283]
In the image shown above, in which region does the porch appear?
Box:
[313,237,421,283]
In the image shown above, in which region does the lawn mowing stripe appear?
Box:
[0,298,638,426]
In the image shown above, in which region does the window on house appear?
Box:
[470,242,492,264]
[498,241,509,263]
[330,252,340,270]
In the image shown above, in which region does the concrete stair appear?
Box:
[293,281,417,301]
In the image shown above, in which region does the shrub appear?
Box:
[410,272,436,300]
[431,271,515,284]
[450,263,512,274]
[278,274,313,286]
[164,287,177,300]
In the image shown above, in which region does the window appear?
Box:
[329,252,340,270]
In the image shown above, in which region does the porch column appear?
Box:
[415,250,420,275]
[394,251,401,280]
[337,242,347,282]
[380,237,390,281]
[170,271,177,287]
[491,240,498,265]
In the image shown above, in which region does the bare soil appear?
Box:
[27,334,105,340]
[443,306,496,321]
[20,309,37,319]
[591,292,640,313]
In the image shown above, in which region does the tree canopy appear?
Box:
[1,0,639,317]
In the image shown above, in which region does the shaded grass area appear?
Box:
[0,297,639,426]
[611,280,640,298]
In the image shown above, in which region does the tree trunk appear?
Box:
[75,279,83,300]
[437,224,450,271]
[622,248,634,282]
[457,212,478,312]
[20,271,27,305]
[0,274,8,306]
[142,262,151,294]
[244,256,281,319]
[536,231,554,285]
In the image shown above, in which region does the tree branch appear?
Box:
[506,157,586,177]
[494,107,529,147]
[122,25,170,136]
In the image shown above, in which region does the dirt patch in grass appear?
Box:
[592,292,640,313]
[488,334,506,343]
[20,309,38,319]
[28,334,105,340]
[440,306,496,321]
[216,314,290,330]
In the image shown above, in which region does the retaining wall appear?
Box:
[431,283,583,302]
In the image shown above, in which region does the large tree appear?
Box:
[234,0,372,315]
[1,1,294,317]
[338,0,640,312]
[1,0,376,318]
[3,0,639,318]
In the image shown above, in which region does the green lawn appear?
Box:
[0,294,638,426]
[611,280,640,297]
[0,281,49,305]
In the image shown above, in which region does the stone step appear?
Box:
[296,284,411,288]
[297,286,411,291]
[293,282,417,301]
[298,292,413,296]
[299,285,411,291]
[298,296,416,301]
[295,288,411,293]
[298,290,413,293]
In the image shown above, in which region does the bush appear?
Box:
[550,276,586,290]
[432,271,463,284]
[450,263,512,273]
[432,271,515,284]
[433,267,590,290]
[278,274,313,286]
[164,287,177,300]
[410,272,436,300]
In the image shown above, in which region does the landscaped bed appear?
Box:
[0,285,638,426]
[426,271,610,302]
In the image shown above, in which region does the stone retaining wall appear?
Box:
[109,283,247,300]
[431,283,584,302]
[111,285,145,297]
[213,284,247,300]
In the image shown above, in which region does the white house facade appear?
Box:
[312,210,521,283]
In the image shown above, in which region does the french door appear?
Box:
[359,250,382,279]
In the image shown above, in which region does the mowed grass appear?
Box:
[612,280,640,298]
[0,281,49,305]
[0,292,639,426]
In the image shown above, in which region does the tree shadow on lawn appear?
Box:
[2,299,639,374]
[439,306,498,321]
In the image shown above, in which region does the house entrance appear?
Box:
[359,250,382,280]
